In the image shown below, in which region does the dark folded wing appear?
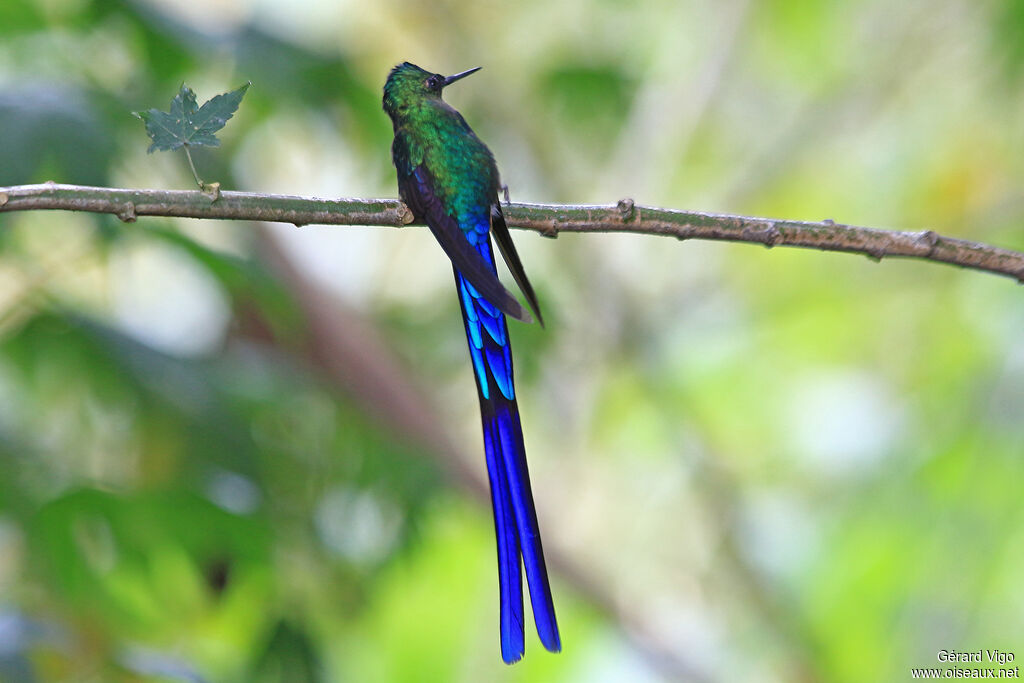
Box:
[490,203,544,327]
[399,165,532,323]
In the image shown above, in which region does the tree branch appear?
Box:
[3,182,1023,283]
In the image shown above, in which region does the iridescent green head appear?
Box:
[382,62,481,119]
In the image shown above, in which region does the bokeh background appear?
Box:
[2,0,1024,681]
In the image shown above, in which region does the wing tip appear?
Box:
[489,202,545,328]
[502,293,545,327]
[527,299,544,328]
[509,301,534,324]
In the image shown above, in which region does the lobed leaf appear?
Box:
[134,82,250,153]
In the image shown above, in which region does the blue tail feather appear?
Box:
[482,413,525,663]
[454,239,560,662]
[493,403,561,653]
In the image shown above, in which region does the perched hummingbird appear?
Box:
[383,62,560,663]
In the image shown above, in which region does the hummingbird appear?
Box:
[383,62,560,663]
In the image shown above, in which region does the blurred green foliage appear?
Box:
[1,0,1024,681]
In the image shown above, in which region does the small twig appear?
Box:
[182,146,203,189]
[2,183,1023,284]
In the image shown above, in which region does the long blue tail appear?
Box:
[453,241,560,663]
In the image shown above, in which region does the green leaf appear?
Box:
[134,82,250,153]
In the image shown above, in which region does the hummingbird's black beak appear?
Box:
[443,67,482,87]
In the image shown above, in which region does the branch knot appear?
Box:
[396,203,415,226]
[915,230,939,256]
[117,202,137,223]
[617,198,635,221]
[540,220,560,238]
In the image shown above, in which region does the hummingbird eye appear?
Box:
[426,75,443,90]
